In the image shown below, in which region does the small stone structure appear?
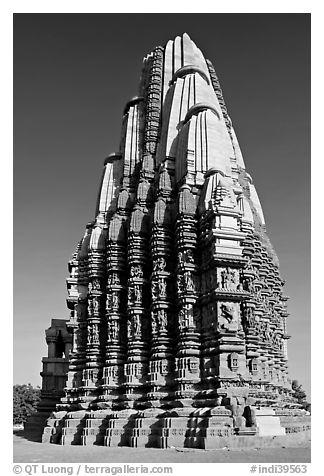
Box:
[29,33,310,448]
[24,319,71,438]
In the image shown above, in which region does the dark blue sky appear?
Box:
[13,13,310,397]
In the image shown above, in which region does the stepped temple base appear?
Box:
[33,406,310,449]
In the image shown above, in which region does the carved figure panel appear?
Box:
[178,249,194,265]
[127,314,142,339]
[151,309,167,333]
[217,302,240,331]
[179,305,195,330]
[153,257,166,272]
[87,324,100,345]
[218,268,240,291]
[130,265,143,279]
[108,273,120,285]
[89,279,101,292]
[243,306,256,328]
[128,285,142,305]
[107,320,119,341]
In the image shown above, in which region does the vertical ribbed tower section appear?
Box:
[44,33,300,448]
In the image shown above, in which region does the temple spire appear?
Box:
[38,33,301,449]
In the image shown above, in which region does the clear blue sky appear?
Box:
[13,13,310,398]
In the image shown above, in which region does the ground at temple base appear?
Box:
[13,430,311,464]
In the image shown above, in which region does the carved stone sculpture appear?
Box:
[36,33,300,448]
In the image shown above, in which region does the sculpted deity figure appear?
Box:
[111,273,120,285]
[157,309,167,330]
[221,269,229,289]
[90,279,100,291]
[108,320,118,340]
[244,307,255,327]
[158,279,167,297]
[127,319,132,338]
[230,270,237,288]
[178,251,184,265]
[184,272,194,291]
[150,282,156,300]
[112,292,119,309]
[92,324,99,344]
[93,298,99,313]
[263,322,272,342]
[107,320,112,340]
[133,315,141,337]
[245,278,255,292]
[272,332,282,348]
[131,265,143,278]
[186,249,194,264]
[134,285,142,303]
[87,326,92,345]
[179,249,194,265]
[127,287,133,304]
[151,311,157,333]
[177,275,184,294]
[221,268,238,291]
[179,308,189,329]
[154,257,166,272]
[87,299,93,316]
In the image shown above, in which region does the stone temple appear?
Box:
[26,33,310,448]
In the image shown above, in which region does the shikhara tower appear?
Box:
[37,33,306,448]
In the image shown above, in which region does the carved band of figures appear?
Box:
[87,324,100,345]
[178,306,198,330]
[89,278,101,291]
[127,314,141,339]
[178,249,194,265]
[107,273,120,286]
[128,284,142,305]
[130,265,143,279]
[107,320,119,341]
[177,272,197,294]
[88,297,102,316]
[153,257,166,272]
[152,278,167,299]
[151,309,167,332]
[107,292,120,310]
